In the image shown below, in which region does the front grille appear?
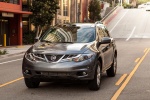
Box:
[46,55,63,62]
[32,53,77,63]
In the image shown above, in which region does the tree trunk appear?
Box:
[38,27,43,38]
[35,25,43,38]
[36,26,40,38]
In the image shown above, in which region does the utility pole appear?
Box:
[76,0,78,22]
[86,0,89,22]
[79,0,81,23]
[120,0,122,7]
[119,0,122,6]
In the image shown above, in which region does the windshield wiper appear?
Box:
[61,42,73,43]
[41,40,52,43]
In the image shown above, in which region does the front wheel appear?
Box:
[24,78,40,88]
[106,55,117,77]
[88,61,101,91]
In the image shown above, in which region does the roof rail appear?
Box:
[95,21,103,24]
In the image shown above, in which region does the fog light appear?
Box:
[77,71,88,76]
[83,72,87,75]
[24,70,31,74]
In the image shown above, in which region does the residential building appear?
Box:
[56,0,90,24]
[56,0,71,24]
[0,0,32,46]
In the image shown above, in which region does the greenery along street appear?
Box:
[0,49,7,55]
[29,0,59,39]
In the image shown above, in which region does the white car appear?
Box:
[146,6,150,11]
[138,2,150,8]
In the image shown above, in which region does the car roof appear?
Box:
[64,22,104,28]
[72,23,95,28]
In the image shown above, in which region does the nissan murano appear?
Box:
[22,22,117,91]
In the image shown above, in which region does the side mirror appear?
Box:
[101,37,112,44]
[34,37,39,43]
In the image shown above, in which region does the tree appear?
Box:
[104,0,118,7]
[29,0,59,38]
[137,0,149,4]
[88,0,101,22]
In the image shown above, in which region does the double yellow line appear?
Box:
[112,48,150,100]
[0,77,24,88]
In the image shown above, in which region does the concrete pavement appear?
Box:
[0,45,32,58]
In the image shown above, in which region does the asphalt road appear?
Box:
[0,8,150,100]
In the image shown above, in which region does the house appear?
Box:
[0,0,32,46]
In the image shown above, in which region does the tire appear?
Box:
[88,61,101,91]
[106,55,117,77]
[24,78,40,88]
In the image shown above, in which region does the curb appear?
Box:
[101,6,123,25]
[0,51,25,58]
[0,45,32,49]
[0,45,31,58]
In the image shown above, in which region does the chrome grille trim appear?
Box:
[57,55,65,62]
[43,54,49,62]
[33,54,45,60]
[31,53,78,63]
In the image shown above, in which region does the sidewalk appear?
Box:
[0,45,32,58]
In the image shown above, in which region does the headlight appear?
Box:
[25,52,36,61]
[25,52,46,62]
[71,54,93,62]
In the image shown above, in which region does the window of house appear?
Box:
[13,0,18,4]
[63,0,69,16]
[22,0,29,11]
[1,0,19,4]
[22,0,27,5]
[9,0,13,3]
[22,19,29,34]
[58,0,61,15]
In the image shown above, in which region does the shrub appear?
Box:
[0,49,7,55]
[123,3,132,8]
[23,31,36,45]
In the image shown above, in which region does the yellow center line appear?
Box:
[115,74,127,86]
[111,48,150,100]
[0,77,24,88]
[144,48,148,53]
[135,58,140,63]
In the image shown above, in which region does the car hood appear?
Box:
[31,42,90,54]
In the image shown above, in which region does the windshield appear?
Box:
[40,26,96,43]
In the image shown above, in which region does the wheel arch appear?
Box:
[114,50,117,57]
[98,57,103,72]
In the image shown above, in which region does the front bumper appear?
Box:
[22,56,96,81]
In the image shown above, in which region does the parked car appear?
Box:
[146,6,150,11]
[22,22,117,91]
[138,2,150,8]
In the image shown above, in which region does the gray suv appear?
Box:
[22,22,117,91]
